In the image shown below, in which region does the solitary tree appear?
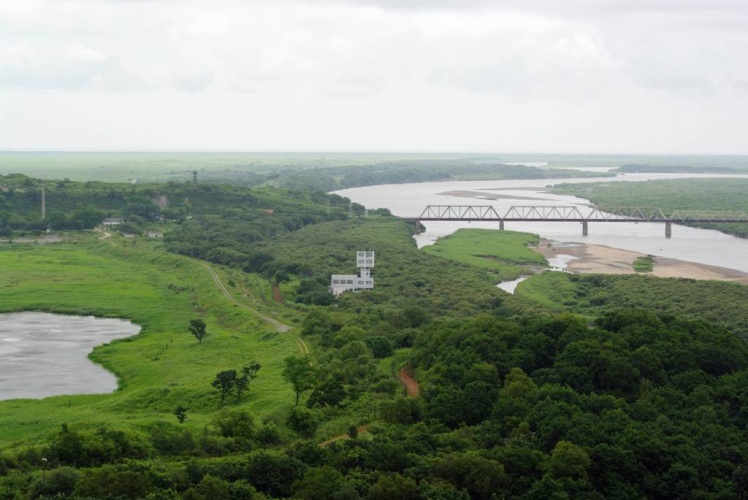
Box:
[174,406,188,424]
[236,361,262,402]
[282,356,315,406]
[189,319,208,343]
[212,370,237,407]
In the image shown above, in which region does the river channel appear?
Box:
[334,172,748,274]
[0,312,140,400]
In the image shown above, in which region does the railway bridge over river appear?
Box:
[404,205,748,238]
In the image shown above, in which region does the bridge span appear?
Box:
[405,205,748,238]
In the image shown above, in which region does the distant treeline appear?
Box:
[617,164,742,174]
[0,174,359,239]
[274,160,613,192]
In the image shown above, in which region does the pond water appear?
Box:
[0,312,140,400]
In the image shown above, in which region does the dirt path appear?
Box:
[94,228,114,245]
[319,424,371,447]
[398,366,420,397]
[88,230,308,354]
[199,263,310,356]
[271,283,283,303]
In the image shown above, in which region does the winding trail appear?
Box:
[199,262,310,356]
[92,229,309,355]
[319,424,372,447]
[94,228,114,245]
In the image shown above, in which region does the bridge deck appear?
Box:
[410,205,748,223]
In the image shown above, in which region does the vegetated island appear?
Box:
[552,177,748,238]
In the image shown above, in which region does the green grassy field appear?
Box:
[4,152,746,183]
[422,228,547,281]
[0,235,302,447]
[0,152,515,183]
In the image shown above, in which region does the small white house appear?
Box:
[330,251,375,296]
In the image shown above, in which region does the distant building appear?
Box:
[330,251,375,296]
[102,218,124,226]
[147,231,164,238]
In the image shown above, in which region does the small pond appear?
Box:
[0,312,141,400]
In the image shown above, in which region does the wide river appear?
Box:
[334,172,748,274]
[0,312,140,400]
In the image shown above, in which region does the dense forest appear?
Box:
[516,272,748,339]
[0,174,360,239]
[1,171,748,498]
[269,160,612,192]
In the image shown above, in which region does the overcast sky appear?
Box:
[1,0,747,153]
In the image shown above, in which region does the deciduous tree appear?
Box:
[212,370,237,407]
[283,356,315,406]
[236,361,261,402]
[189,319,208,343]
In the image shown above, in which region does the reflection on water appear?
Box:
[497,249,578,295]
[497,276,529,294]
[0,312,140,400]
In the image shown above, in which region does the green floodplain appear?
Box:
[1,154,748,498]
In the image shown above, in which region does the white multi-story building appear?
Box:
[330,251,375,296]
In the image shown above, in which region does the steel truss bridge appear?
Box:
[409,205,748,237]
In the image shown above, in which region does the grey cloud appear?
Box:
[630,62,716,94]
[333,0,748,13]
[2,0,747,99]
[734,80,748,94]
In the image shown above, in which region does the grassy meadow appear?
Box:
[422,228,547,281]
[0,234,303,447]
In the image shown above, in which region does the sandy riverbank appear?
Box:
[534,239,748,284]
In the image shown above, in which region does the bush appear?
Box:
[287,408,319,437]
[29,466,80,498]
[247,452,306,498]
[149,423,196,456]
[74,465,153,499]
[366,336,394,358]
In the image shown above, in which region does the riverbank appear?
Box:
[534,239,748,284]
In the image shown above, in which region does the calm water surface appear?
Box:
[0,312,140,400]
[335,173,748,273]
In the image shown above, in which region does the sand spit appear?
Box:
[534,239,748,284]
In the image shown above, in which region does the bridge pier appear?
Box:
[582,221,588,236]
[665,221,672,239]
[499,220,504,231]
